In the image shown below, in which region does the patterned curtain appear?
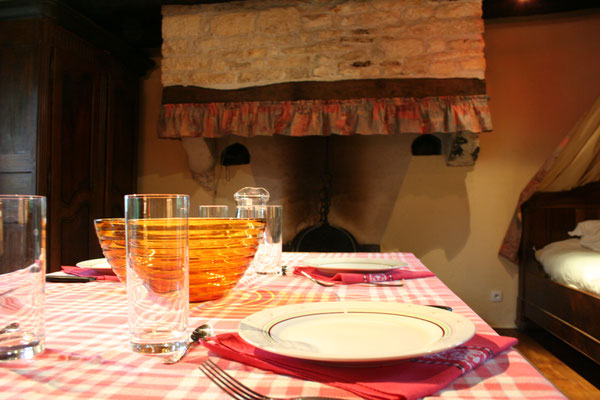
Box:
[499,95,600,263]
[158,95,492,138]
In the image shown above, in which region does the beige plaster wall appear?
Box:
[138,11,600,328]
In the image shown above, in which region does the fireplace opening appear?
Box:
[283,137,380,252]
[411,134,442,156]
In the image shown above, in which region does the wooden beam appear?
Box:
[162,78,487,104]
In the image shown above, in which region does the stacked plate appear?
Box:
[76,258,113,273]
[236,257,477,363]
[301,257,407,274]
[238,301,475,363]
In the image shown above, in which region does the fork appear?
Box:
[299,271,404,287]
[199,358,343,400]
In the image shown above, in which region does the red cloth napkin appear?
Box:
[294,266,434,284]
[61,266,120,281]
[203,332,517,400]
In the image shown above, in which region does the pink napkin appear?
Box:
[294,266,434,284]
[61,266,120,281]
[203,332,517,400]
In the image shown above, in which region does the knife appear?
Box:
[46,275,97,283]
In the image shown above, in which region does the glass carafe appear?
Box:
[234,187,269,218]
[234,187,281,274]
[233,187,270,208]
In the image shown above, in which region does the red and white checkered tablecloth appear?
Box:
[0,253,565,399]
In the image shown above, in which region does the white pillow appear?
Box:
[568,220,600,252]
[535,238,600,295]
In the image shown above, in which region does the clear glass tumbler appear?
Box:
[0,195,46,361]
[125,194,189,354]
[237,205,282,274]
[198,205,228,218]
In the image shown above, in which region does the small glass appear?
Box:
[198,205,228,218]
[0,195,46,361]
[125,194,189,354]
[237,205,282,275]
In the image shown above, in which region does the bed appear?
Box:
[517,181,600,364]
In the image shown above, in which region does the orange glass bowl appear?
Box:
[94,217,265,302]
[94,218,126,283]
[188,218,264,301]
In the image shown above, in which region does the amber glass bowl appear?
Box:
[94,218,126,283]
[94,217,265,302]
[187,218,264,301]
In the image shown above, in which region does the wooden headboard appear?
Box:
[519,181,600,268]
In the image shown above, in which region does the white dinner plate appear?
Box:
[238,301,475,363]
[302,257,407,274]
[76,258,112,270]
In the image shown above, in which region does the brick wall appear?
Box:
[161,0,485,90]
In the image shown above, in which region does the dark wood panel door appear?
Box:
[104,65,139,218]
[47,46,107,271]
[0,40,39,195]
[0,12,144,272]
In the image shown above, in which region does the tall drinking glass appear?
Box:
[125,194,189,354]
[0,195,46,360]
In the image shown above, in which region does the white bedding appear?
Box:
[568,219,600,251]
[535,238,600,296]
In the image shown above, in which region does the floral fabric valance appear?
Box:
[158,95,492,139]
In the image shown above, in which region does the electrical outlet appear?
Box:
[490,290,503,302]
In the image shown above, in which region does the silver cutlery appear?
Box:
[163,323,213,364]
[199,358,343,400]
[0,322,20,335]
[299,271,335,286]
[299,270,404,287]
[426,304,452,312]
[357,279,404,287]
[0,287,18,297]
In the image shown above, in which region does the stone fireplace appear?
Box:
[158,0,491,248]
[161,0,486,87]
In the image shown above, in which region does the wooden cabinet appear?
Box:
[0,1,150,271]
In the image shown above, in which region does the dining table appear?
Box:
[0,252,566,399]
